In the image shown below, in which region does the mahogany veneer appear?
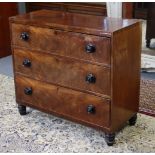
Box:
[9,10,142,146]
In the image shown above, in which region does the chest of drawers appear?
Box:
[9,10,141,146]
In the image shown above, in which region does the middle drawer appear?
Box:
[13,48,110,97]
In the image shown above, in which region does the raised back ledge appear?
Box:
[9,9,141,37]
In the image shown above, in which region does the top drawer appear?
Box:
[11,23,110,66]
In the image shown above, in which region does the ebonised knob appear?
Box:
[20,32,29,41]
[85,43,96,53]
[86,73,96,83]
[23,59,31,67]
[87,105,95,114]
[24,87,32,95]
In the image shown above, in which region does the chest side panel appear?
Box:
[110,22,142,132]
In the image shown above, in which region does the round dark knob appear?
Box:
[87,105,95,114]
[20,32,29,41]
[24,87,32,95]
[86,73,96,83]
[85,43,96,53]
[23,59,31,67]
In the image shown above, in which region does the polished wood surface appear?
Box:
[111,22,142,132]
[13,48,110,97]
[11,23,110,66]
[0,2,18,58]
[15,75,110,128]
[26,2,107,16]
[9,10,140,37]
[10,10,141,145]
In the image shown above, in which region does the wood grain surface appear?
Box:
[9,9,140,37]
[10,10,142,136]
[11,23,110,66]
[13,48,111,98]
[110,22,142,132]
[15,75,110,128]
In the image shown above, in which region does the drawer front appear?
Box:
[15,75,110,127]
[13,49,110,97]
[11,23,110,66]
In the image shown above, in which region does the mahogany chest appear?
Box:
[9,10,141,146]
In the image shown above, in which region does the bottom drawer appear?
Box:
[15,75,110,127]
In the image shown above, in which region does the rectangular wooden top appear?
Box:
[10,9,140,37]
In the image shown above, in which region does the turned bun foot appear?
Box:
[18,105,27,115]
[129,114,137,126]
[105,133,115,146]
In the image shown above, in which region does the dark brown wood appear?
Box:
[15,75,110,128]
[11,23,111,66]
[9,10,140,37]
[0,2,18,58]
[26,2,107,16]
[133,2,148,19]
[122,2,149,20]
[10,10,142,145]
[13,48,111,97]
[122,2,134,19]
